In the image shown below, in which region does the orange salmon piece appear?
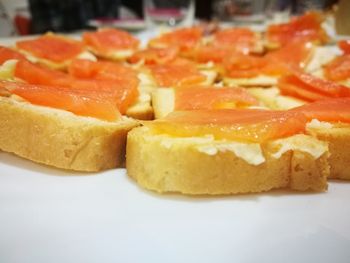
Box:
[278,72,350,102]
[0,80,121,121]
[83,28,139,54]
[16,34,84,63]
[263,40,313,75]
[0,46,27,64]
[213,28,259,54]
[148,27,203,54]
[338,40,350,54]
[323,54,350,81]
[146,109,307,143]
[15,60,137,114]
[266,12,328,47]
[68,59,139,113]
[15,60,70,86]
[128,47,178,65]
[175,86,258,110]
[223,53,267,78]
[293,97,350,123]
[69,59,139,86]
[148,59,206,87]
[224,40,312,78]
[68,79,137,114]
[194,45,235,64]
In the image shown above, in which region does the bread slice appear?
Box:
[126,86,154,120]
[152,88,174,119]
[125,72,155,120]
[247,87,305,110]
[223,75,278,87]
[126,126,329,195]
[0,96,139,172]
[305,46,338,73]
[306,121,350,180]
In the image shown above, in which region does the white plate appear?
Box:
[1,151,350,263]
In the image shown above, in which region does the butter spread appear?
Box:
[77,51,97,61]
[138,72,155,86]
[153,132,328,166]
[0,60,17,80]
[306,119,333,130]
[197,142,265,165]
[155,133,265,165]
[109,49,134,59]
[271,134,328,159]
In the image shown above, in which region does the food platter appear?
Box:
[1,146,350,263]
[1,28,350,262]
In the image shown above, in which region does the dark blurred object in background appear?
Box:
[28,0,338,34]
[29,0,120,33]
[29,0,213,34]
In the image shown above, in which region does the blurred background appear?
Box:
[0,0,341,37]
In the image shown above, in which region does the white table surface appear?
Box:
[1,151,350,263]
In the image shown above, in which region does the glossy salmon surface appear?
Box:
[266,12,328,47]
[83,28,139,54]
[16,34,84,63]
[0,80,121,121]
[175,86,258,110]
[146,109,307,143]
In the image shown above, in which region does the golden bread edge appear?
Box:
[126,126,329,195]
[0,96,139,172]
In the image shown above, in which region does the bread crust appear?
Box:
[307,125,350,180]
[0,97,139,172]
[126,127,329,195]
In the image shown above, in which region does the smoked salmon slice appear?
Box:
[16,34,85,63]
[223,40,312,78]
[68,59,139,113]
[263,40,313,75]
[175,86,258,110]
[0,80,121,121]
[223,53,266,78]
[15,60,69,86]
[338,40,350,54]
[83,28,139,55]
[128,47,178,65]
[266,11,329,47]
[212,28,261,54]
[148,27,203,56]
[194,45,234,64]
[293,97,350,123]
[146,109,307,143]
[278,71,350,102]
[148,58,206,87]
[323,54,350,81]
[15,60,138,114]
[0,46,27,64]
[68,59,139,86]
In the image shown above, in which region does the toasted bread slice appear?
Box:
[152,88,174,119]
[0,96,138,171]
[248,87,306,110]
[126,85,154,120]
[127,126,329,195]
[306,121,350,180]
[305,46,338,73]
[223,75,278,87]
